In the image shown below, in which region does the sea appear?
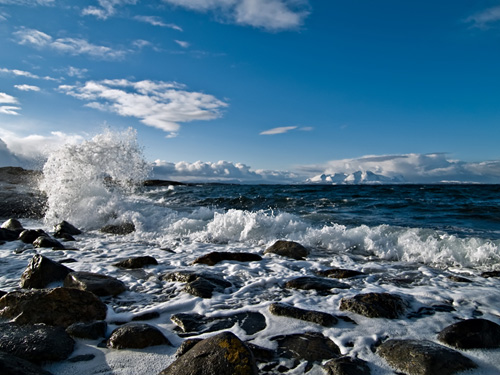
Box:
[1,129,500,374]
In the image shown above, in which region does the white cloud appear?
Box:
[0,106,21,115]
[65,66,88,78]
[134,15,183,31]
[13,28,126,59]
[0,92,19,104]
[162,0,310,31]
[58,79,228,137]
[82,0,138,20]
[260,125,311,135]
[174,40,190,48]
[0,67,57,81]
[466,6,500,29]
[14,84,40,91]
[0,93,20,115]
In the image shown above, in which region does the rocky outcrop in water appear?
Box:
[269,302,338,327]
[107,323,171,349]
[285,276,350,292]
[340,292,408,319]
[264,240,309,260]
[20,254,74,289]
[192,251,262,266]
[66,321,107,340]
[163,270,232,298]
[113,256,158,269]
[437,318,500,349]
[100,222,135,235]
[64,271,127,296]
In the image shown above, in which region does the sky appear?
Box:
[1,0,500,183]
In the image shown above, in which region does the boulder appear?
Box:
[317,268,365,279]
[66,321,107,340]
[480,270,500,278]
[33,236,65,250]
[323,356,371,375]
[264,240,309,260]
[20,254,74,289]
[159,331,258,375]
[271,332,341,362]
[53,221,81,237]
[437,318,500,349]
[269,302,338,327]
[339,293,408,319]
[0,322,74,363]
[19,229,47,244]
[184,277,224,299]
[0,350,53,375]
[171,311,266,337]
[100,222,135,235]
[192,251,262,266]
[64,271,127,296]
[0,287,107,327]
[107,323,171,349]
[377,339,477,375]
[1,218,24,232]
[113,256,158,269]
[285,276,349,292]
[163,271,231,299]
[0,228,18,242]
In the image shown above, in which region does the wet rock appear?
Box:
[377,339,477,375]
[66,321,107,340]
[269,302,338,327]
[1,218,24,232]
[192,251,262,266]
[107,323,171,349]
[0,228,19,242]
[171,311,267,337]
[264,240,309,260]
[317,268,365,279]
[20,254,74,289]
[285,276,350,292]
[113,256,158,269]
[0,287,107,327]
[19,229,47,244]
[437,318,500,349]
[271,332,341,362]
[339,292,408,319]
[407,304,455,319]
[132,311,161,321]
[0,290,6,298]
[0,322,74,363]
[0,350,53,375]
[33,236,65,250]
[246,343,276,363]
[323,356,371,375]
[163,270,232,298]
[447,275,472,283]
[159,331,258,375]
[174,338,203,357]
[480,270,500,278]
[64,271,127,296]
[100,222,135,235]
[184,277,223,298]
[54,221,81,237]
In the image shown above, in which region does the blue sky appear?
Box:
[1,0,500,183]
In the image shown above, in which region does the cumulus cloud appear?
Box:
[58,79,228,137]
[82,0,138,20]
[466,5,500,29]
[14,84,40,91]
[13,28,126,59]
[153,159,301,183]
[162,0,310,31]
[134,15,183,31]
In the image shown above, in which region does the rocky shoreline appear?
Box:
[1,217,500,374]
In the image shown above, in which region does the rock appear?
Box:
[0,228,18,242]
[407,304,455,319]
[377,339,477,375]
[285,276,350,292]
[54,221,81,236]
[20,254,74,289]
[171,311,267,337]
[437,318,500,349]
[19,229,47,244]
[100,222,135,235]
[447,275,472,283]
[317,268,365,279]
[184,277,223,298]
[269,302,338,327]
[33,236,65,249]
[323,356,371,375]
[174,338,203,357]
[113,256,158,269]
[339,293,408,319]
[107,323,171,349]
[264,240,309,260]
[271,332,341,362]
[0,287,107,327]
[64,271,127,296]
[66,321,107,339]
[132,311,161,321]
[480,270,500,278]
[159,331,258,375]
[1,218,24,232]
[163,271,232,299]
[0,350,53,375]
[192,251,262,266]
[143,179,186,187]
[0,322,74,363]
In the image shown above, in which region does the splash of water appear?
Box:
[40,128,150,229]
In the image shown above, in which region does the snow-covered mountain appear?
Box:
[306,171,405,184]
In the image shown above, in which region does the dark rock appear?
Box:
[131,311,160,321]
[159,331,258,375]
[54,221,81,236]
[480,270,500,278]
[407,304,455,319]
[113,256,158,269]
[33,236,65,249]
[64,271,127,296]
[59,258,77,264]
[0,290,6,298]
[20,254,74,289]
[107,323,171,349]
[0,350,53,375]
[447,275,472,283]
[317,268,365,279]
[171,311,267,337]
[0,322,74,363]
[339,293,408,319]
[285,276,350,292]
[377,339,477,375]
[162,270,200,283]
[100,222,135,235]
[323,356,371,375]
[269,302,338,327]
[437,318,500,349]
[246,343,276,363]
[0,228,18,241]
[271,332,341,362]
[19,229,47,244]
[184,277,221,298]
[57,233,76,241]
[1,218,24,232]
[67,354,95,363]
[66,321,107,339]
[264,240,309,260]
[143,179,186,186]
[192,251,262,266]
[0,287,107,327]
[163,270,232,298]
[174,338,203,357]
